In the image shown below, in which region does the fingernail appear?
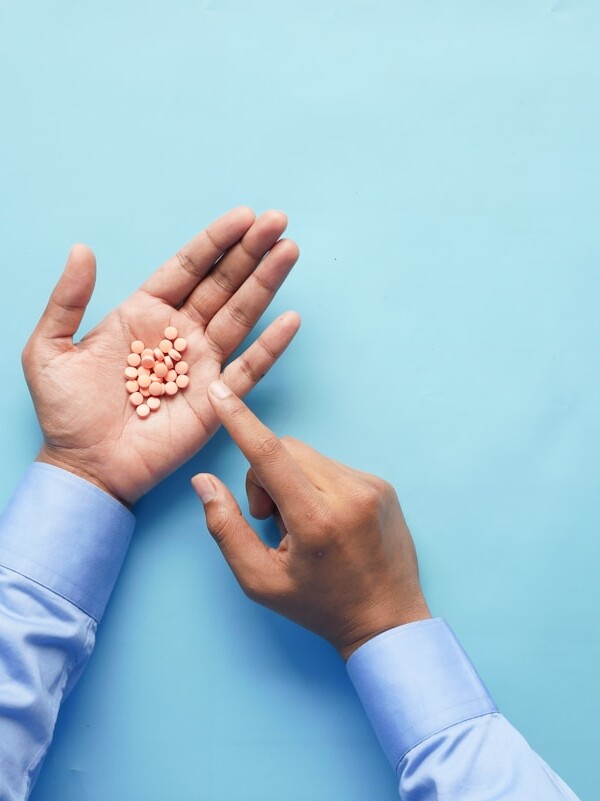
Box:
[209,380,231,400]
[192,474,217,503]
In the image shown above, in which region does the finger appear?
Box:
[278,435,349,488]
[246,469,287,538]
[192,473,282,599]
[222,311,301,397]
[183,210,288,325]
[140,206,255,307]
[246,468,275,519]
[34,244,96,344]
[273,508,288,538]
[206,380,318,513]
[204,239,299,360]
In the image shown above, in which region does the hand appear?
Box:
[192,382,431,661]
[22,207,300,506]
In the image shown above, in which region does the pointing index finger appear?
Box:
[207,381,317,514]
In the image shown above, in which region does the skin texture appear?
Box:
[193,381,431,661]
[22,207,301,506]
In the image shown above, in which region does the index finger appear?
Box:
[140,206,256,307]
[206,380,318,514]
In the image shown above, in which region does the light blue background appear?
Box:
[1,1,598,798]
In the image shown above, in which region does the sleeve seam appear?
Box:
[0,561,98,622]
[393,709,500,773]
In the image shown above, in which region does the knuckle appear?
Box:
[279,435,306,460]
[226,303,252,329]
[378,478,398,507]
[239,236,259,260]
[239,571,269,603]
[21,342,32,369]
[253,433,282,461]
[21,338,40,374]
[245,468,262,493]
[298,503,338,544]
[333,479,385,526]
[207,506,230,542]
[352,480,390,520]
[358,484,383,511]
[310,497,330,524]
[204,330,224,358]
[371,475,393,498]
[228,402,249,422]
[237,356,262,385]
[211,268,237,294]
[252,270,278,293]
[203,226,221,253]
[242,568,287,605]
[254,582,283,606]
[316,512,339,542]
[176,248,202,278]
[257,335,276,360]
[241,579,262,603]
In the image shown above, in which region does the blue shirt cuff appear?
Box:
[346,618,498,771]
[0,463,135,622]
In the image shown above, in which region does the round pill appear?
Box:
[127,353,141,367]
[173,337,187,352]
[175,361,188,375]
[137,374,151,389]
[159,339,172,353]
[136,404,151,419]
[124,366,138,380]
[125,380,139,394]
[141,355,155,369]
[153,348,164,361]
[140,388,151,397]
[141,348,154,357]
[154,362,168,378]
[166,369,177,382]
[165,381,178,396]
[164,355,174,369]
[168,349,181,362]
[147,397,161,411]
[175,374,190,389]
[137,366,150,377]
[131,340,145,354]
[164,326,178,340]
[129,392,144,407]
[149,382,163,397]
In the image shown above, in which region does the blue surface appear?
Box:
[1,1,598,799]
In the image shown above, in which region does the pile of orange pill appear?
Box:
[124,326,190,419]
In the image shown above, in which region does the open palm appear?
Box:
[22,208,300,505]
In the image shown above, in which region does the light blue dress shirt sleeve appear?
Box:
[0,463,135,801]
[347,618,580,800]
[0,466,582,801]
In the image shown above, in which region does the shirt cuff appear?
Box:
[346,618,498,771]
[0,463,135,622]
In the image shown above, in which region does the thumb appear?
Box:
[35,244,97,344]
[192,473,275,600]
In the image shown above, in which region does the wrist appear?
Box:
[336,597,432,662]
[36,445,130,508]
